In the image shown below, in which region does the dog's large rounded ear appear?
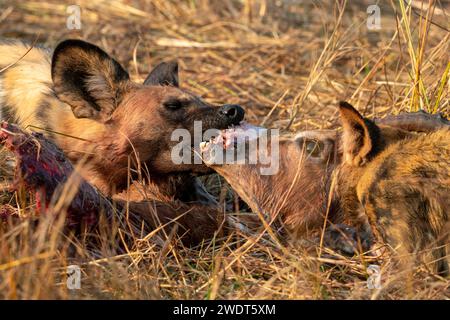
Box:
[143,61,179,87]
[52,39,130,122]
[338,101,379,166]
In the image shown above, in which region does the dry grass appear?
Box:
[0,0,449,299]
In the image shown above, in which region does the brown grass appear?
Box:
[0,0,449,299]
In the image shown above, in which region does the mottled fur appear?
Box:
[205,104,449,266]
[0,39,244,197]
[0,38,245,244]
[334,102,450,275]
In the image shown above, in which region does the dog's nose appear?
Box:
[219,104,245,124]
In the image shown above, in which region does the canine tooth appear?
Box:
[199,141,208,149]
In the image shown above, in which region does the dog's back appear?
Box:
[335,102,450,275]
[0,40,58,128]
[357,128,450,274]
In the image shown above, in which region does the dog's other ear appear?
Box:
[52,39,130,122]
[143,61,179,87]
[338,101,379,166]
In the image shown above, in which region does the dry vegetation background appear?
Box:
[0,0,449,299]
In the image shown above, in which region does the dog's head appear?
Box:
[199,123,339,235]
[51,39,245,190]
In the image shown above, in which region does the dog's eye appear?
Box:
[305,140,324,158]
[163,100,183,110]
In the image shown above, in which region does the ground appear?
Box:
[0,0,449,299]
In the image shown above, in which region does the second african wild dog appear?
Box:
[200,125,340,239]
[0,39,244,199]
[333,102,449,275]
[201,103,450,271]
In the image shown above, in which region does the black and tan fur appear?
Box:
[203,102,449,264]
[333,102,450,275]
[0,39,244,197]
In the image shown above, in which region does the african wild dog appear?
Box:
[0,38,247,244]
[200,125,340,238]
[333,102,449,275]
[201,103,450,267]
[0,39,244,199]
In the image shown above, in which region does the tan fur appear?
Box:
[0,42,53,127]
[0,41,111,146]
[334,103,450,275]
[0,38,247,245]
[0,39,244,197]
[206,105,449,269]
[208,130,339,237]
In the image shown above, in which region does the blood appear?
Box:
[0,121,112,228]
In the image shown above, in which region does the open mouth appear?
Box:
[199,122,266,165]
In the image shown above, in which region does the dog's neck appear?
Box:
[112,173,217,206]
